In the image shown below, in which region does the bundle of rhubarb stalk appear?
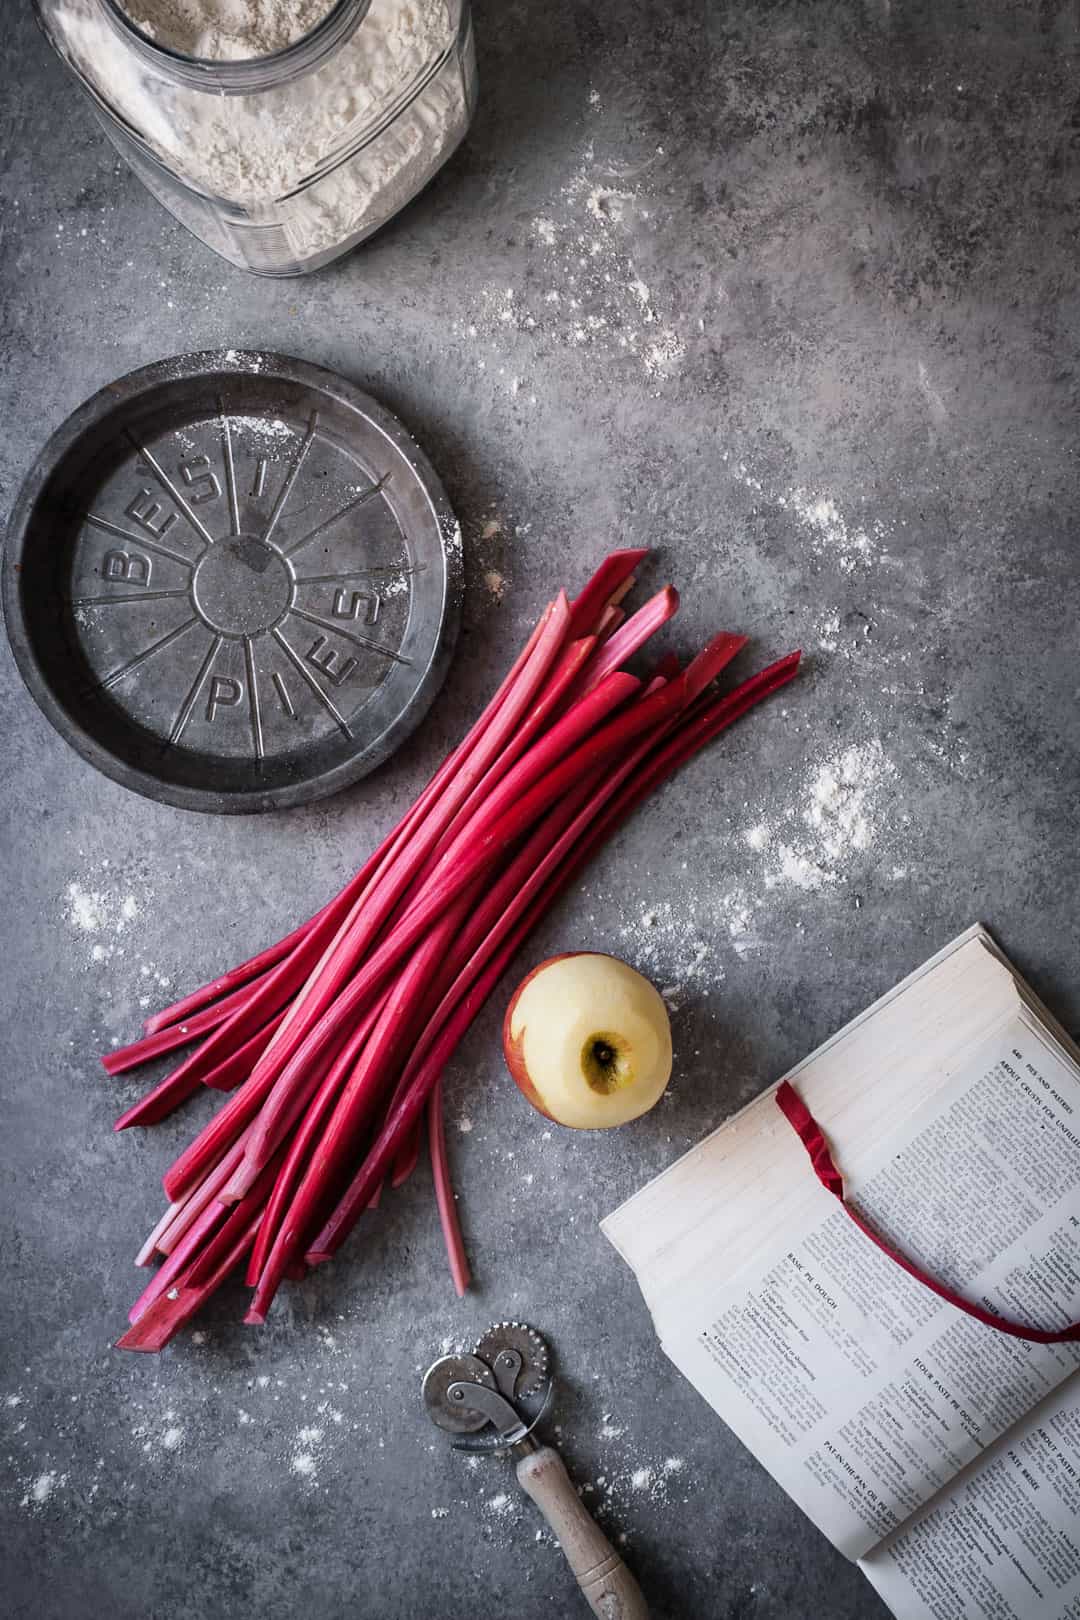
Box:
[106,550,799,1350]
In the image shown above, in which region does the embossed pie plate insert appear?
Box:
[2,351,462,812]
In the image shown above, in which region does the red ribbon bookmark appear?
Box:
[775,1081,1080,1345]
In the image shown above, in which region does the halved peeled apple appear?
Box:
[502,952,673,1129]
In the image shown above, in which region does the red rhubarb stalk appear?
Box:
[156,1131,252,1255]
[390,1119,423,1188]
[130,753,473,1108]
[142,921,311,1035]
[566,548,649,639]
[241,994,391,1286]
[161,1059,287,1204]
[116,1208,263,1352]
[198,1011,288,1093]
[570,585,680,700]
[393,635,600,899]
[127,1194,227,1324]
[230,983,395,1207]
[230,674,644,1205]
[113,1066,206,1133]
[307,655,800,1262]
[183,1151,285,1291]
[307,894,557,1263]
[429,1079,470,1297]
[244,894,480,1319]
[249,595,575,1094]
[134,1199,184,1269]
[104,968,276,1076]
[377,754,623,1192]
[112,1011,286,1131]
[593,603,625,640]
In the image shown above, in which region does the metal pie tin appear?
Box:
[2,351,462,812]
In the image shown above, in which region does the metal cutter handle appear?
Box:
[516,1445,649,1620]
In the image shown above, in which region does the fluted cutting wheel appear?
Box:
[474,1322,550,1398]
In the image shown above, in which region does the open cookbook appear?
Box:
[602,926,1080,1620]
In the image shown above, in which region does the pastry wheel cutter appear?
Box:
[423,1322,648,1620]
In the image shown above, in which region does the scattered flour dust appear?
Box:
[20,1470,66,1510]
[736,460,886,578]
[65,864,151,967]
[733,459,888,668]
[455,97,686,389]
[290,1423,326,1480]
[605,734,896,970]
[615,900,715,1011]
[816,611,841,652]
[643,330,686,378]
[813,607,876,658]
[781,489,882,573]
[730,737,896,931]
[7,1326,398,1518]
[764,739,895,892]
[132,1410,188,1460]
[569,1453,691,1518]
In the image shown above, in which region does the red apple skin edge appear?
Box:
[503,951,626,1120]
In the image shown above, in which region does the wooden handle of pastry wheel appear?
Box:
[516,1445,649,1620]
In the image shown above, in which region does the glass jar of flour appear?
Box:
[34,0,477,275]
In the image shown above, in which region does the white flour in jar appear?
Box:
[51,0,467,260]
[117,0,336,60]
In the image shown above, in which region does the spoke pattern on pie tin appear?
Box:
[290,604,412,667]
[219,400,241,537]
[261,410,319,546]
[244,636,265,760]
[281,472,391,558]
[294,561,425,586]
[126,433,215,550]
[272,626,352,737]
[169,632,223,744]
[72,589,192,607]
[96,616,202,692]
[85,513,196,570]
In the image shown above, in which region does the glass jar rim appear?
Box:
[98,0,370,87]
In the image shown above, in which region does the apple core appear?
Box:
[582,1033,634,1094]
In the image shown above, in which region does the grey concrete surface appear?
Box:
[3,1,1079,1616]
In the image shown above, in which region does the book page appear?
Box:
[661,1018,1080,1560]
[603,932,1015,1314]
[860,1375,1080,1620]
